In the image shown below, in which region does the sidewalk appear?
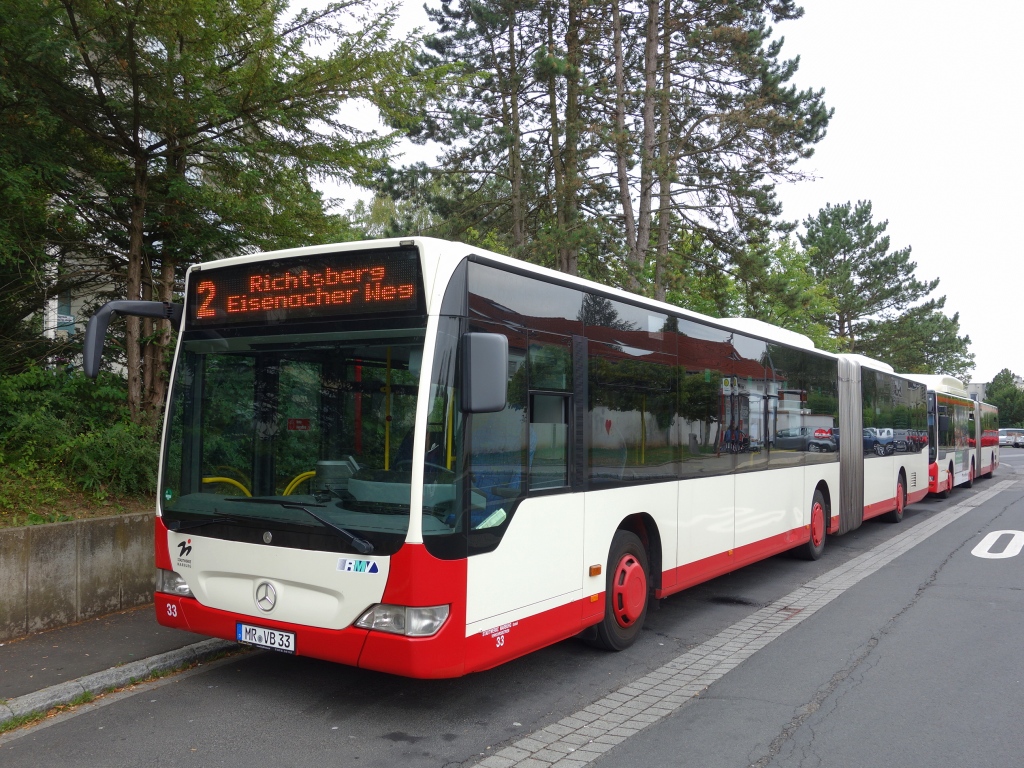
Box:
[1,605,236,725]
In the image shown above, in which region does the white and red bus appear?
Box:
[85,238,933,677]
[903,375,998,495]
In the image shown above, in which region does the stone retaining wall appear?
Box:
[0,513,154,642]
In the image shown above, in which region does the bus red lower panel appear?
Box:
[461,596,604,675]
[655,525,809,600]
[862,497,896,521]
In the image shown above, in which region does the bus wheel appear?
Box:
[884,476,906,523]
[965,461,975,488]
[940,466,953,498]
[796,490,827,560]
[593,530,649,651]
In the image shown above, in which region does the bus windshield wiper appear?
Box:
[166,513,251,532]
[226,498,374,554]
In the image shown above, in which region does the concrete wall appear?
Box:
[0,512,154,642]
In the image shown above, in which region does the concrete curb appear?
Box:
[0,638,236,727]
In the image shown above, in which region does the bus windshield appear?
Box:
[160,325,460,555]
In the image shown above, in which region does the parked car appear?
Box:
[863,427,895,456]
[774,426,836,453]
[1015,433,1024,449]
[893,429,913,452]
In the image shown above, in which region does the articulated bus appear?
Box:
[903,375,998,495]
[85,238,933,678]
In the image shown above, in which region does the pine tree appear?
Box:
[0,0,444,421]
[798,200,972,375]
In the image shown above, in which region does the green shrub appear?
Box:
[0,368,158,511]
[0,456,72,522]
[64,421,159,497]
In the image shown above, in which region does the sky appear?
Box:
[323,0,1023,384]
[769,1,1024,384]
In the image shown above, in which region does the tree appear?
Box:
[0,0,444,422]
[734,238,840,352]
[404,0,830,292]
[799,200,972,374]
[0,43,109,374]
[855,300,973,379]
[987,369,1024,427]
[799,201,935,344]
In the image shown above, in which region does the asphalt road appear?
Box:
[4,453,1024,768]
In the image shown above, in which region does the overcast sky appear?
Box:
[770,1,1024,384]
[327,1,1022,384]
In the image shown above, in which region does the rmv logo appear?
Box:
[337,558,379,573]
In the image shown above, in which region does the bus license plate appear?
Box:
[237,623,295,654]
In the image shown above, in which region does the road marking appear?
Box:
[474,479,1017,768]
[971,530,1024,559]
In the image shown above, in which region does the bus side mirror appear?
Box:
[83,300,183,379]
[461,332,508,413]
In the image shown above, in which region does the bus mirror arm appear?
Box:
[83,300,184,379]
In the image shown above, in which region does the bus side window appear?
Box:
[529,394,569,489]
[527,333,573,490]
[467,322,528,525]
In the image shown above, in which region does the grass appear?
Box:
[0,489,154,530]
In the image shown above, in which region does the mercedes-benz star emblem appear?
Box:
[255,581,277,612]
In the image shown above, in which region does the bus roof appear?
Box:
[901,373,969,397]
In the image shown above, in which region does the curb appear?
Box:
[0,638,237,728]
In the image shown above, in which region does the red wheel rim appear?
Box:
[896,482,905,515]
[612,553,646,628]
[811,502,825,547]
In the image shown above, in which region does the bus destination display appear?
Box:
[188,249,422,327]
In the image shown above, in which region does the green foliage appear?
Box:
[856,300,974,379]
[987,369,1024,427]
[0,0,452,418]
[799,201,973,373]
[399,0,831,286]
[799,201,933,342]
[0,369,157,521]
[734,238,841,352]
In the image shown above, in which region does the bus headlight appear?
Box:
[355,604,450,637]
[157,569,193,598]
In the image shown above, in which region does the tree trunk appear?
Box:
[508,11,525,250]
[653,0,674,302]
[546,6,569,273]
[125,161,148,422]
[560,0,583,276]
[611,1,637,255]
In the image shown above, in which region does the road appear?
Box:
[4,452,1024,767]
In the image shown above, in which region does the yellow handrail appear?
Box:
[283,471,316,496]
[202,477,252,497]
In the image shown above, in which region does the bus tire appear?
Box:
[884,475,906,523]
[965,460,975,488]
[940,466,953,498]
[592,530,649,652]
[796,490,827,561]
